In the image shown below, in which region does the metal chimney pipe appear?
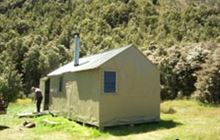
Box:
[74,33,80,66]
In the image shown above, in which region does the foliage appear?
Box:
[0,51,23,102]
[0,0,220,102]
[194,47,220,104]
[145,43,218,102]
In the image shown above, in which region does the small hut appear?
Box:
[41,34,160,128]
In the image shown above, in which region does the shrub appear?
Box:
[145,43,210,100]
[0,62,23,102]
[194,47,220,104]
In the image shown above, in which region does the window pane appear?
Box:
[59,76,63,92]
[104,71,116,93]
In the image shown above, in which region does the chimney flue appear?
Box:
[74,33,80,66]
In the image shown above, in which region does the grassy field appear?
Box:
[0,99,220,140]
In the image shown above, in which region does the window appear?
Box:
[104,71,116,93]
[59,76,63,92]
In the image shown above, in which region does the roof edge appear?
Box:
[47,44,133,76]
[132,46,160,72]
[95,44,133,67]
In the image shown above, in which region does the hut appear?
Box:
[41,34,160,128]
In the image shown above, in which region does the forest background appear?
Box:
[0,0,219,104]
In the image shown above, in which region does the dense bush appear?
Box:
[0,0,220,103]
[145,43,220,104]
[0,53,23,102]
[194,47,220,104]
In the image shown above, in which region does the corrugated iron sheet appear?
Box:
[48,44,132,76]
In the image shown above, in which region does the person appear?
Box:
[32,87,43,113]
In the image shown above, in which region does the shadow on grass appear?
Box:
[104,119,182,136]
[0,125,10,131]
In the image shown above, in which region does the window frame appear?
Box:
[103,70,117,94]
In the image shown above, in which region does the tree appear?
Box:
[0,52,23,102]
[195,47,220,104]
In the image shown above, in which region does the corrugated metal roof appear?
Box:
[48,44,132,76]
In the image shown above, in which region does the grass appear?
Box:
[0,99,220,140]
[160,100,220,140]
[33,116,103,138]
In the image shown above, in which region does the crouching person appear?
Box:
[32,87,43,113]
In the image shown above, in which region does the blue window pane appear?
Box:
[104,71,116,93]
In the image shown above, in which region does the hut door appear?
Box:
[44,79,50,110]
[66,81,78,119]
[40,77,50,111]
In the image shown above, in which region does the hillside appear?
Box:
[0,0,220,102]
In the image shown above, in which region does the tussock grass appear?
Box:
[161,106,176,114]
[15,98,32,105]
